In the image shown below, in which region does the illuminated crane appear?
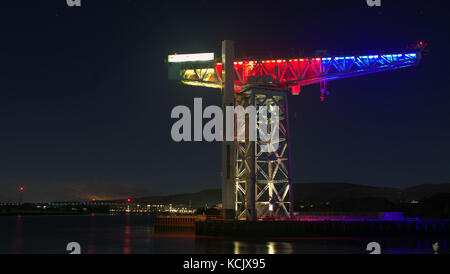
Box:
[168,40,423,221]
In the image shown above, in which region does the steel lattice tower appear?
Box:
[233,89,293,220]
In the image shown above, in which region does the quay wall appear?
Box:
[195,220,450,237]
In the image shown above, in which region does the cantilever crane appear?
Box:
[168,40,423,221]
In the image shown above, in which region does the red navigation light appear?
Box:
[415,41,428,50]
[19,186,24,191]
[127,198,131,203]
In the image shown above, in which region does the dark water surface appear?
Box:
[0,215,447,254]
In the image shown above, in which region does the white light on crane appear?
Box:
[168,53,214,63]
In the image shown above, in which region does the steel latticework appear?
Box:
[168,40,424,221]
[234,89,293,220]
[169,50,420,97]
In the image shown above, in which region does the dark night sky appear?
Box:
[0,0,449,202]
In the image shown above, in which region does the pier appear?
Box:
[195,220,450,237]
[155,216,203,228]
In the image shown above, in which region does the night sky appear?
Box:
[1,0,449,202]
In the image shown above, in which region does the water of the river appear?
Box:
[0,215,447,254]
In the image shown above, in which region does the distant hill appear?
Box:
[404,184,450,200]
[292,182,403,203]
[118,183,450,208]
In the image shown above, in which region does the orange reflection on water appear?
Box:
[123,215,131,254]
[12,215,23,254]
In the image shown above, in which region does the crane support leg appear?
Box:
[221,40,236,220]
[235,89,293,220]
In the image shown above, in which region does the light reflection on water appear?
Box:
[123,215,131,254]
[0,215,447,254]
